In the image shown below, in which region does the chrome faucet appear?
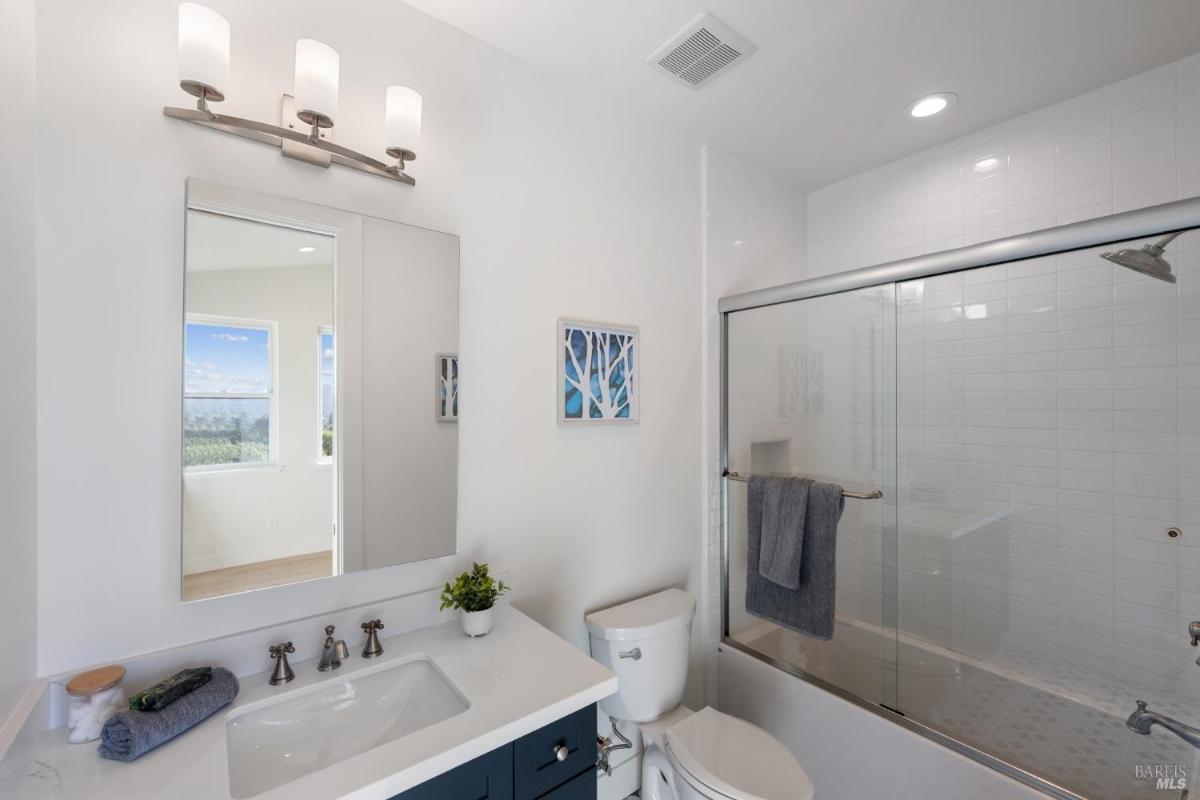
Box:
[318,625,349,672]
[1127,701,1200,749]
[1189,620,1200,665]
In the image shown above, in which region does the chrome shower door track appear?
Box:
[718,196,1200,313]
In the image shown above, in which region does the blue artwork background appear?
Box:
[561,324,636,421]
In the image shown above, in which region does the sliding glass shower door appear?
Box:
[892,242,1199,799]
[723,229,1200,800]
[724,283,900,710]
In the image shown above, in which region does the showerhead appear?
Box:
[1100,232,1181,284]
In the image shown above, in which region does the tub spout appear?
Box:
[1126,701,1200,749]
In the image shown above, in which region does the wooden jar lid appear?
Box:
[66,665,126,697]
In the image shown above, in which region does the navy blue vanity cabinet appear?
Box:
[393,744,513,800]
[513,703,597,799]
[391,704,597,800]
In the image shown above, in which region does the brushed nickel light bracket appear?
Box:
[163,92,416,186]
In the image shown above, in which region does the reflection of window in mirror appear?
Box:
[318,327,334,463]
[184,316,276,470]
[182,207,337,602]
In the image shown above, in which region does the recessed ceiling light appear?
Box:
[298,245,317,253]
[973,156,1001,173]
[907,92,957,119]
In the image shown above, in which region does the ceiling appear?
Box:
[186,211,334,272]
[402,0,1200,190]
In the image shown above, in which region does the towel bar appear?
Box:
[722,471,883,500]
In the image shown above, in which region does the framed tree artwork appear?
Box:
[558,319,638,424]
[437,353,458,422]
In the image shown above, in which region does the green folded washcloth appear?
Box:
[127,667,213,712]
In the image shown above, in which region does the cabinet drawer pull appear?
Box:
[553,744,569,762]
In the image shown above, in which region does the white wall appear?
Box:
[36,0,702,679]
[0,0,38,725]
[183,263,335,574]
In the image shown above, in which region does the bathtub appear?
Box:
[727,616,1200,800]
[734,616,966,714]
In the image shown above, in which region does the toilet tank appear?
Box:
[585,588,695,722]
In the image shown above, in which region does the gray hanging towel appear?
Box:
[746,475,845,640]
[757,476,813,589]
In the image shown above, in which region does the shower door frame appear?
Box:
[719,195,1200,800]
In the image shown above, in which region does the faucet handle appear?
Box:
[268,642,296,686]
[361,619,385,658]
[324,624,336,639]
[1188,620,1200,646]
[269,641,295,658]
[1134,700,1148,712]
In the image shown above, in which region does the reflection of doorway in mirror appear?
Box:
[182,208,337,601]
[437,353,458,422]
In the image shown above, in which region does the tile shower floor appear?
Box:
[740,623,1199,800]
[914,664,1195,800]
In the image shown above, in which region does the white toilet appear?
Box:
[586,589,814,800]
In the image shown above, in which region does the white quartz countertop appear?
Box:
[1,606,617,800]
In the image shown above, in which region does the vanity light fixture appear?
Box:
[293,39,340,129]
[907,91,957,119]
[177,3,229,108]
[163,3,419,186]
[384,86,422,172]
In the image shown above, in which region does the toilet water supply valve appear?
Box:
[596,716,633,776]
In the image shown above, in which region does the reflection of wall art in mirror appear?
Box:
[437,353,458,422]
[558,320,638,424]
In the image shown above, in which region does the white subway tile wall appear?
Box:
[894,241,1200,699]
[807,55,1200,273]
[794,53,1200,704]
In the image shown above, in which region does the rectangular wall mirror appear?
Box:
[182,180,459,601]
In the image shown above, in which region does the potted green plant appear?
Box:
[440,562,510,637]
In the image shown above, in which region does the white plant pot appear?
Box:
[461,607,494,637]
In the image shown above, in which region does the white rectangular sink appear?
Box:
[226,657,470,799]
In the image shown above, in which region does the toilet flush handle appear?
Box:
[619,647,642,661]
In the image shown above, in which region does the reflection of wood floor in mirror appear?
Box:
[183,551,333,602]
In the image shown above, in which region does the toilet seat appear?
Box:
[663,707,814,800]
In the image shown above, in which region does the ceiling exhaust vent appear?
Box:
[647,13,756,90]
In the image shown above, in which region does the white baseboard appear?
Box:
[0,679,47,763]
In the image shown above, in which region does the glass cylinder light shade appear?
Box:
[294,39,340,125]
[385,86,422,153]
[177,3,230,99]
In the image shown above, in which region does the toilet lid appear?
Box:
[665,707,814,800]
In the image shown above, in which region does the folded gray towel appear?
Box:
[746,475,845,640]
[757,476,813,589]
[99,667,238,762]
